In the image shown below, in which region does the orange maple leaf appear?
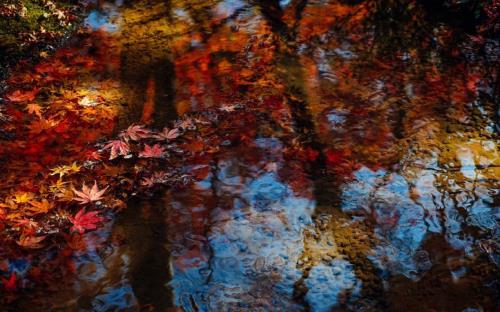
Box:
[6,88,40,103]
[29,118,60,134]
[26,103,44,118]
[25,199,54,215]
[17,234,46,248]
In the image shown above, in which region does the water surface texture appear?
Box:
[0,0,498,311]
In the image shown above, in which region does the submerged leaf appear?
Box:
[68,209,104,234]
[1,273,17,291]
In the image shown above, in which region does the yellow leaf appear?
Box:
[50,162,81,178]
[13,192,34,204]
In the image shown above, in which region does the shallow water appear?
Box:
[1,0,499,311]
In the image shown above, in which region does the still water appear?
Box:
[1,0,498,311]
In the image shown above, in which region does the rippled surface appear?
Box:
[2,0,499,311]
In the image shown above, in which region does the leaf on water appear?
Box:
[13,192,35,204]
[50,162,81,178]
[25,199,54,215]
[13,219,39,229]
[155,127,180,141]
[175,118,195,130]
[218,104,238,112]
[104,140,130,160]
[141,176,156,187]
[68,208,104,234]
[78,96,98,107]
[26,103,44,118]
[72,182,107,204]
[119,124,151,141]
[6,88,40,103]
[28,117,60,134]
[17,234,46,249]
[139,144,166,158]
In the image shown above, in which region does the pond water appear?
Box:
[1,0,498,311]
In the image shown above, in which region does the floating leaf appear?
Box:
[119,124,151,141]
[25,199,54,215]
[50,162,81,178]
[17,234,46,249]
[139,144,166,158]
[155,127,180,141]
[68,209,104,234]
[104,140,130,160]
[72,182,107,204]
[6,88,40,103]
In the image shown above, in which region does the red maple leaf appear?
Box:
[72,182,108,204]
[104,140,130,160]
[68,209,104,234]
[1,273,17,292]
[119,124,151,141]
[155,127,180,140]
[139,144,166,158]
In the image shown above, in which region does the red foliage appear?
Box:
[68,209,104,234]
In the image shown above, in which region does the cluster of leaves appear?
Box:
[0,30,125,192]
[0,106,224,240]
[0,92,317,297]
[0,0,84,55]
[0,31,131,297]
[0,8,291,295]
[0,24,286,288]
[0,0,496,302]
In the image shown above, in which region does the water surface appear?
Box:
[1,0,498,311]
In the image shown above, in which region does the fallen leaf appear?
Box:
[119,124,151,141]
[104,140,130,160]
[68,208,104,234]
[17,234,46,248]
[29,117,60,134]
[72,182,107,204]
[26,103,44,118]
[155,127,180,141]
[50,162,81,178]
[25,199,54,214]
[13,192,34,204]
[139,144,166,158]
[6,88,40,103]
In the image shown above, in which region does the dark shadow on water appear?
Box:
[113,198,172,310]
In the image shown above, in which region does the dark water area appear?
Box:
[0,0,498,311]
